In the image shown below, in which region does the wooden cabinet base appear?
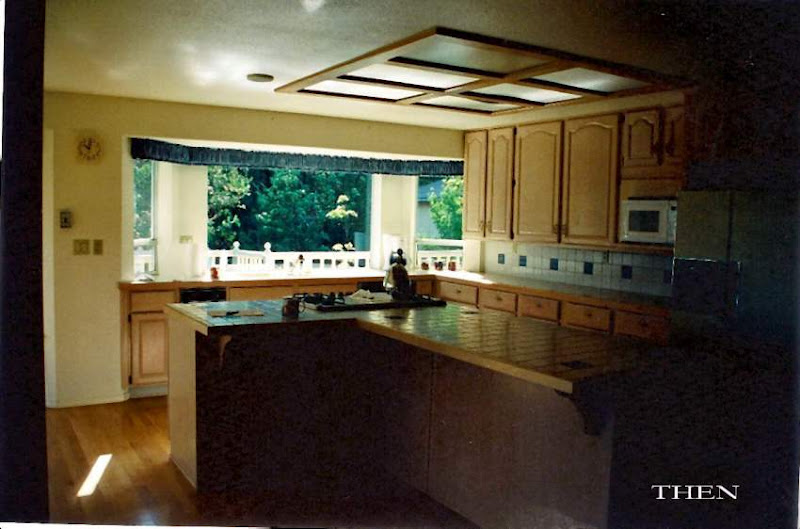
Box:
[561,302,612,332]
[130,313,169,385]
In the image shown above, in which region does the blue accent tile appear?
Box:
[663,268,673,284]
[519,255,527,267]
[621,265,633,279]
[498,253,505,265]
[583,262,594,275]
[549,258,559,271]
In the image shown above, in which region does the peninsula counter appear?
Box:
[166,300,651,529]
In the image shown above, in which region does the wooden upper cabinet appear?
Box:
[514,122,562,243]
[562,114,619,246]
[663,106,686,166]
[462,130,488,239]
[485,128,514,240]
[621,109,660,168]
[621,105,686,178]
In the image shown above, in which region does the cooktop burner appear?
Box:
[302,291,446,312]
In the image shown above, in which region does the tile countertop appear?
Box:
[166,300,651,394]
[430,270,671,315]
[120,268,669,315]
[119,270,432,290]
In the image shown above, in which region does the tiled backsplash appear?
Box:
[484,241,673,297]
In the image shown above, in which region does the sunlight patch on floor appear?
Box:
[76,454,112,497]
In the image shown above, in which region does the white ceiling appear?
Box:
[45,0,692,130]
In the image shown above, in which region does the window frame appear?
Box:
[133,159,158,275]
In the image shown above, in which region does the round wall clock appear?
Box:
[77,135,102,161]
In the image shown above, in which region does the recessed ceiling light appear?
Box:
[246,73,274,83]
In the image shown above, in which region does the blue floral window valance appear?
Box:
[130,138,463,176]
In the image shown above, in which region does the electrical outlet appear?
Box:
[73,239,90,255]
[93,239,103,255]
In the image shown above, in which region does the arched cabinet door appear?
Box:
[561,114,619,246]
[622,109,660,168]
[514,121,563,243]
[485,128,514,241]
[462,130,488,239]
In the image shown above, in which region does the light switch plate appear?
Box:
[59,210,73,229]
[92,239,103,255]
[179,235,193,244]
[73,239,90,255]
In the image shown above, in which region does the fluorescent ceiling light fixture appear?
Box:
[534,68,649,92]
[300,0,325,13]
[401,35,548,74]
[76,453,112,497]
[422,95,518,112]
[473,83,581,103]
[305,80,423,100]
[348,64,477,89]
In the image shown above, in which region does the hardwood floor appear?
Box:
[46,396,478,528]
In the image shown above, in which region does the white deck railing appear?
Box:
[208,242,372,274]
[415,238,463,271]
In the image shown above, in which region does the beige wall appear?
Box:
[43,91,463,407]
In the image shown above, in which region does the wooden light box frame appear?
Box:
[277,27,689,116]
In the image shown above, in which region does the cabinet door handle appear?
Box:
[552,224,559,235]
[496,295,503,301]
[665,136,676,157]
[562,224,569,237]
[639,318,649,328]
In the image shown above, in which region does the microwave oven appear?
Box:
[619,199,677,244]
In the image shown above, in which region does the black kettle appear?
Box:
[383,248,412,299]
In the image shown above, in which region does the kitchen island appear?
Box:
[166,299,652,529]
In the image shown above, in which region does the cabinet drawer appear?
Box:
[614,311,669,343]
[130,290,177,313]
[437,281,478,305]
[228,286,295,301]
[518,295,559,321]
[561,302,611,332]
[478,288,516,313]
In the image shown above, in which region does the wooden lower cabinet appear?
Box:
[130,312,169,385]
[517,295,559,322]
[414,279,433,296]
[436,281,478,305]
[478,288,517,313]
[614,310,669,343]
[561,302,612,332]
